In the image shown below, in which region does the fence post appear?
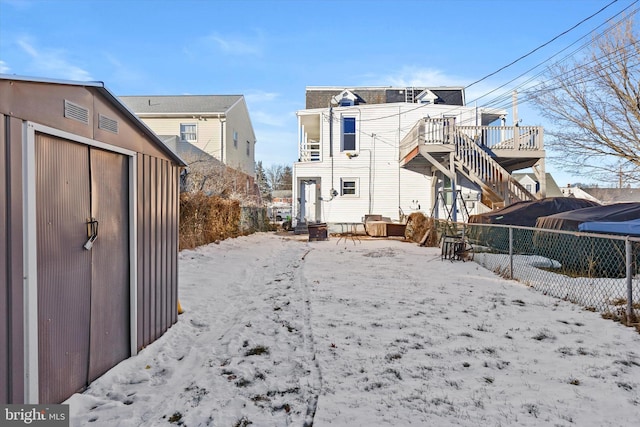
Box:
[509,227,514,280]
[626,238,634,323]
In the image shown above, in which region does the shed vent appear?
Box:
[64,100,89,124]
[98,114,119,134]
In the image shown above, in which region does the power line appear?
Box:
[312,1,637,132]
[465,0,622,90]
[477,5,639,110]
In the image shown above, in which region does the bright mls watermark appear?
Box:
[1,405,69,426]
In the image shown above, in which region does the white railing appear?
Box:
[299,139,321,162]
[453,132,535,204]
[399,118,539,206]
[456,125,543,151]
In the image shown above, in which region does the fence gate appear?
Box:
[35,133,130,403]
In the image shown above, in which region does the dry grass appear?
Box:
[405,213,439,246]
[180,192,242,250]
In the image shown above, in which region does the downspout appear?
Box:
[450,152,457,222]
[370,133,376,214]
[329,105,334,197]
[220,117,225,163]
[398,106,401,220]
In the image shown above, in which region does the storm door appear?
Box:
[35,133,130,403]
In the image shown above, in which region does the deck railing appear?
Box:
[399,118,538,206]
[456,125,543,151]
[453,131,535,204]
[401,119,543,151]
[299,139,321,162]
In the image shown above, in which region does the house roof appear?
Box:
[0,74,186,166]
[579,187,640,203]
[305,86,465,109]
[271,190,293,198]
[119,95,244,116]
[512,172,563,197]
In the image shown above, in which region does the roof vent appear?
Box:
[64,100,89,124]
[98,114,119,134]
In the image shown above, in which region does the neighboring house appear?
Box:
[293,86,545,226]
[0,75,185,404]
[269,190,293,221]
[119,95,257,185]
[561,185,640,204]
[272,189,293,205]
[513,172,563,197]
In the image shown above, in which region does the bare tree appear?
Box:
[265,164,292,191]
[181,152,262,206]
[531,16,640,185]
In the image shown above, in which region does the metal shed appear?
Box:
[0,75,186,404]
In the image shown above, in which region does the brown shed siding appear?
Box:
[1,77,183,404]
[136,154,179,350]
[1,115,8,404]
[1,115,26,403]
[35,134,92,404]
[87,147,130,382]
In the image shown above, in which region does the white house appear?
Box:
[513,172,563,197]
[293,86,546,228]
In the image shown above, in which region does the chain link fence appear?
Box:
[434,220,640,326]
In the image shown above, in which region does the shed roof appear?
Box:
[0,74,186,166]
[119,95,244,115]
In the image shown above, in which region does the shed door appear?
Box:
[36,134,130,403]
[87,148,130,382]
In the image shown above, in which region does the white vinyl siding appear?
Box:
[223,101,256,177]
[341,116,357,152]
[294,102,484,224]
[340,178,358,197]
[138,117,220,160]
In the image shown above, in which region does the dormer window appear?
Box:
[416,89,439,105]
[332,90,357,107]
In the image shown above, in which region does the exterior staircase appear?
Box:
[399,118,540,210]
[452,129,535,209]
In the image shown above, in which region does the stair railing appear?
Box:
[452,130,535,205]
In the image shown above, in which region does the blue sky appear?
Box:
[0,0,635,186]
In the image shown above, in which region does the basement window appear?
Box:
[341,178,358,196]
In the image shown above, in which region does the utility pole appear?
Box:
[619,165,623,188]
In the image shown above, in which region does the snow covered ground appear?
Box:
[66,233,640,426]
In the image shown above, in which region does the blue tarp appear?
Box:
[578,219,640,236]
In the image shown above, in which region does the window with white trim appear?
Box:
[180,123,197,142]
[341,178,358,196]
[341,116,356,151]
[233,130,238,148]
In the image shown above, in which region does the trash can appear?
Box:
[308,223,328,241]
